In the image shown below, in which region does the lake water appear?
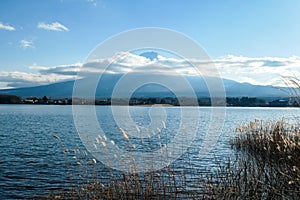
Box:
[0,105,300,199]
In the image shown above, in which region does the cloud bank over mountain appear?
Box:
[0,52,299,89]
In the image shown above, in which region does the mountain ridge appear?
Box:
[0,75,289,99]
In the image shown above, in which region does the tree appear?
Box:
[42,96,48,101]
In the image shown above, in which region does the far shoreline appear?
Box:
[0,103,299,108]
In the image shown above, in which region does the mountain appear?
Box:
[0,80,75,98]
[139,51,159,60]
[0,74,289,99]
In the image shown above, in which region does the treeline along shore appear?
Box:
[0,94,298,107]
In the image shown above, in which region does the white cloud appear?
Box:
[0,22,15,31]
[20,40,34,49]
[31,52,300,87]
[0,71,75,88]
[37,22,69,31]
[1,52,300,89]
[213,55,300,86]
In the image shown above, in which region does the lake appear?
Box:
[0,105,299,199]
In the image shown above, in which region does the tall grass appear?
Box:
[202,120,300,199]
[48,120,300,199]
[282,76,300,106]
[48,119,300,199]
[48,135,198,200]
[48,166,189,199]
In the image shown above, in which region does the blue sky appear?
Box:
[1,0,300,88]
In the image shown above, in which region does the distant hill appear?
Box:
[0,81,75,98]
[0,94,22,104]
[0,74,288,99]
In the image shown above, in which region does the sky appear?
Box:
[1,0,300,89]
